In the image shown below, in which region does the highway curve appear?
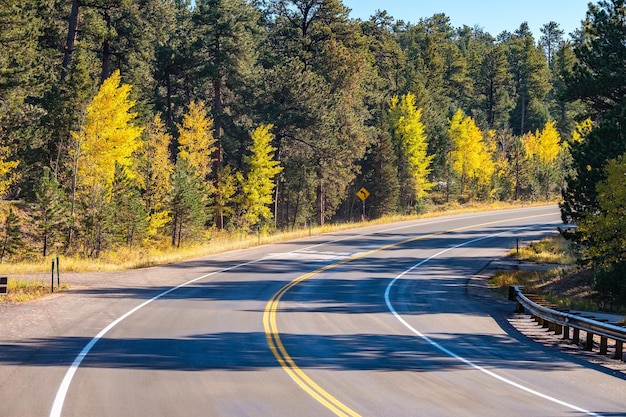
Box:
[1,206,625,416]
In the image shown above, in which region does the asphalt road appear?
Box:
[1,206,625,416]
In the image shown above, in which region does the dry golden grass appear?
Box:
[0,279,68,303]
[1,201,553,302]
[509,234,576,265]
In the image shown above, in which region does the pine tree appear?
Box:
[577,155,626,268]
[561,0,626,226]
[111,164,148,248]
[170,159,206,247]
[236,124,283,229]
[31,167,69,257]
[507,23,552,135]
[477,43,513,129]
[365,129,400,218]
[0,207,22,262]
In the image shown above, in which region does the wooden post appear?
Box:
[584,332,594,351]
[614,340,624,361]
[599,337,608,355]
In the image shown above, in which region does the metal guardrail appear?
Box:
[509,285,626,360]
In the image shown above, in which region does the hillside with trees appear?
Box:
[0,0,624,302]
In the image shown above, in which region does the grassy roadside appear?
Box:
[488,234,625,314]
[0,201,551,303]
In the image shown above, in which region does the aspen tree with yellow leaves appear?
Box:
[170,101,216,246]
[137,114,174,243]
[236,124,282,230]
[388,93,433,212]
[176,100,216,183]
[69,70,143,255]
[0,119,19,199]
[523,120,563,199]
[448,109,495,200]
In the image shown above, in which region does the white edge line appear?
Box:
[49,258,263,417]
[50,206,556,416]
[384,226,601,417]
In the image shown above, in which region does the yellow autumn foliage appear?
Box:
[73,70,143,195]
[448,109,495,190]
[177,100,216,181]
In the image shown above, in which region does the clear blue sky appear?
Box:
[342,0,592,39]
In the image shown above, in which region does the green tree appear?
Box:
[577,155,626,268]
[540,21,564,69]
[560,0,626,226]
[477,43,513,129]
[191,0,261,184]
[576,152,626,306]
[0,207,22,262]
[260,0,373,226]
[362,128,400,218]
[111,164,147,248]
[507,23,552,135]
[31,167,69,257]
[236,124,283,229]
[170,159,207,247]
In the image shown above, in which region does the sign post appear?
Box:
[356,187,370,221]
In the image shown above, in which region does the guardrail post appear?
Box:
[614,341,624,361]
[563,325,570,339]
[573,328,580,344]
[0,276,7,294]
[555,323,563,335]
[599,337,608,355]
[584,332,594,351]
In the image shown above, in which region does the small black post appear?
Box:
[516,238,519,257]
[56,254,60,287]
[51,260,55,293]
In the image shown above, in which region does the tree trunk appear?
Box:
[213,75,225,230]
[100,11,112,83]
[316,165,325,226]
[520,94,526,135]
[61,0,80,80]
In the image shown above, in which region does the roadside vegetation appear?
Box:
[489,234,626,314]
[0,200,541,303]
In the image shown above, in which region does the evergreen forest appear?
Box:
[1,0,625,300]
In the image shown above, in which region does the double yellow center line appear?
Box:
[263,212,556,416]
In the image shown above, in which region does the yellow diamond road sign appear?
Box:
[356,187,370,201]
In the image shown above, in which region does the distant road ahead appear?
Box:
[1,206,625,416]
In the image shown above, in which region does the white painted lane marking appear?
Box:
[50,207,556,416]
[384,228,601,417]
